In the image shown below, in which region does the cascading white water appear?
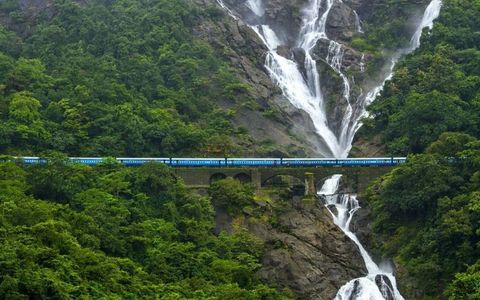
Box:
[319,175,404,299]
[217,0,442,158]
[354,11,364,33]
[216,0,442,298]
[360,54,365,73]
[219,0,344,157]
[246,0,265,17]
[410,0,442,49]
[327,41,350,101]
[319,2,443,298]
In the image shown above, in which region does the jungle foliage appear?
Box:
[362,0,480,299]
[0,161,290,299]
[0,0,251,157]
[362,0,480,155]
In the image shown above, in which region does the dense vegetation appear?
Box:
[362,0,480,155]
[361,0,480,298]
[0,0,253,157]
[358,0,431,50]
[0,160,290,299]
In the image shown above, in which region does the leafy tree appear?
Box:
[0,0,251,157]
[446,261,480,300]
[427,132,477,156]
[209,178,255,215]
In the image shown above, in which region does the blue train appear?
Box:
[16,157,407,167]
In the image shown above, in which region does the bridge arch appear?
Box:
[262,174,304,187]
[233,172,251,183]
[172,164,395,196]
[210,173,227,184]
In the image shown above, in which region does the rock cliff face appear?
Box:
[212,197,368,300]
[199,1,433,297]
[4,0,422,158]
[247,201,367,299]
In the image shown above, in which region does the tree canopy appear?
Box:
[0,0,254,157]
[0,162,291,299]
[361,1,480,298]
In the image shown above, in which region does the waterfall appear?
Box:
[410,0,442,50]
[216,0,442,158]
[354,11,364,33]
[216,0,442,298]
[354,0,443,128]
[218,0,343,157]
[246,0,265,16]
[319,175,404,300]
[321,1,443,298]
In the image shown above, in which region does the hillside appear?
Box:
[358,0,480,298]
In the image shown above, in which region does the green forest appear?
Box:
[0,160,289,299]
[361,0,480,298]
[0,0,252,157]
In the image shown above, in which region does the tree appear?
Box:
[209,178,254,215]
[427,132,476,156]
[446,261,480,300]
[386,91,471,153]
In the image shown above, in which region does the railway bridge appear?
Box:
[174,165,395,195]
[18,157,406,195]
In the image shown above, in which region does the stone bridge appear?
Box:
[174,166,394,195]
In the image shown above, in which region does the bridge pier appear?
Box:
[252,169,262,194]
[304,172,315,196]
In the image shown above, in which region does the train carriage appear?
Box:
[12,157,407,167]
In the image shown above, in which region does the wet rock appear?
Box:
[246,201,367,299]
[375,274,395,300]
[263,0,308,45]
[350,196,373,248]
[276,45,291,58]
[349,279,362,299]
[309,37,369,136]
[326,1,358,42]
[292,47,306,66]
